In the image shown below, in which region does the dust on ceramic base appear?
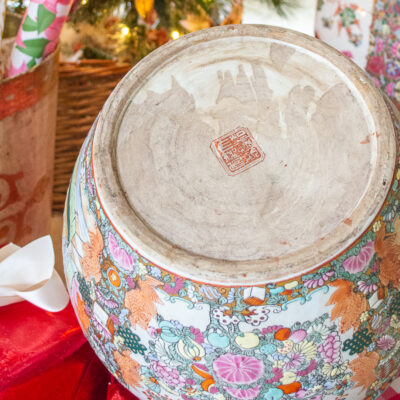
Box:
[63,121,400,400]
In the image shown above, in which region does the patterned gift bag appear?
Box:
[6,0,73,78]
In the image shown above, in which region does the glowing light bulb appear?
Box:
[81,0,88,4]
[171,30,180,40]
[121,26,130,36]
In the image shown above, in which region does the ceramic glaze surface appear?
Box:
[63,26,400,400]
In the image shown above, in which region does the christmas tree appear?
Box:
[8,0,296,63]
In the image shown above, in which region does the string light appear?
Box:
[81,0,88,4]
[171,30,180,40]
[121,26,130,36]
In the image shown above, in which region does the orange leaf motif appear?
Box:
[82,226,104,283]
[375,225,400,289]
[124,276,163,330]
[349,351,379,389]
[326,279,367,333]
[114,350,142,388]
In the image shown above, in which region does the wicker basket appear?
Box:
[53,59,132,212]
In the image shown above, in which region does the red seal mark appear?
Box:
[210,127,265,176]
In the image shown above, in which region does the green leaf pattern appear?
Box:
[37,4,56,34]
[7,1,68,78]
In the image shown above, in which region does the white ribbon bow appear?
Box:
[0,235,69,312]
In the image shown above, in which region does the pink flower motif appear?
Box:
[190,326,204,344]
[318,332,340,364]
[357,280,378,295]
[375,37,384,53]
[225,385,261,399]
[296,389,308,398]
[342,50,353,59]
[5,61,28,79]
[108,232,135,272]
[150,361,185,388]
[193,363,208,372]
[163,277,184,295]
[285,352,305,370]
[290,329,307,343]
[391,41,400,58]
[297,359,317,377]
[265,367,283,383]
[126,276,136,288]
[261,325,283,335]
[304,270,334,288]
[43,16,67,57]
[377,335,395,351]
[110,314,119,326]
[148,326,158,338]
[213,354,264,384]
[95,287,118,308]
[84,303,91,315]
[386,82,395,97]
[371,260,380,273]
[342,241,374,273]
[367,56,386,75]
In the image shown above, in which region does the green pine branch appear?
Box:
[260,0,299,16]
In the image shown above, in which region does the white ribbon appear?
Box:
[0,235,69,312]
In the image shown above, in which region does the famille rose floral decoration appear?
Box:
[315,0,373,68]
[366,0,400,109]
[63,26,400,400]
[315,0,400,110]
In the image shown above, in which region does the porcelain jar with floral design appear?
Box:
[316,0,400,109]
[63,25,400,400]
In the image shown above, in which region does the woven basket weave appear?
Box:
[53,60,132,212]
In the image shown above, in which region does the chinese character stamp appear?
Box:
[210,127,265,176]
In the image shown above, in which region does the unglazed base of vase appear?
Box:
[93,25,395,285]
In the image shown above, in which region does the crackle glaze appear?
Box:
[63,26,400,400]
